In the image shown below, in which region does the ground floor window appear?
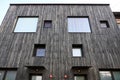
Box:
[99,71,120,80]
[31,75,42,80]
[74,75,86,80]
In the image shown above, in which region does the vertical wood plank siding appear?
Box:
[0,4,120,80]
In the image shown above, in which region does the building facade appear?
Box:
[0,4,120,80]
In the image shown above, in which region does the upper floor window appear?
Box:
[0,70,17,80]
[44,20,52,28]
[67,17,91,32]
[99,70,120,80]
[116,19,120,28]
[34,44,46,57]
[14,17,38,32]
[100,21,109,28]
[72,44,83,57]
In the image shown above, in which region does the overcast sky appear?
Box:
[0,0,120,25]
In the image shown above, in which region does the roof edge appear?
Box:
[113,12,120,17]
[10,3,109,6]
[113,12,120,14]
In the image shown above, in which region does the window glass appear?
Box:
[68,17,91,32]
[72,44,82,57]
[101,23,107,28]
[34,44,46,57]
[5,71,17,80]
[113,71,120,80]
[36,48,45,56]
[14,17,38,32]
[74,76,85,80]
[72,48,82,57]
[100,21,109,28]
[44,20,52,28]
[0,71,5,80]
[99,71,112,80]
[32,75,42,80]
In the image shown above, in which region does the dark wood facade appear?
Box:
[0,4,120,80]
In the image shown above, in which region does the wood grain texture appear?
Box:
[0,4,120,80]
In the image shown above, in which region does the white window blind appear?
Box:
[14,17,38,32]
[68,17,91,32]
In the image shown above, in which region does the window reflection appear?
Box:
[100,71,112,80]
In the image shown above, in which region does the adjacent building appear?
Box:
[0,3,120,80]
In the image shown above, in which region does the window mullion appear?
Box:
[3,71,7,80]
[111,71,115,80]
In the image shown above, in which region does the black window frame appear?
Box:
[100,21,110,28]
[44,20,52,28]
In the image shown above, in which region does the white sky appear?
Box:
[0,0,120,25]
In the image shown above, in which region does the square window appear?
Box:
[72,44,83,57]
[68,17,91,32]
[44,20,52,28]
[100,21,109,28]
[34,44,46,57]
[14,17,38,32]
[31,75,42,80]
